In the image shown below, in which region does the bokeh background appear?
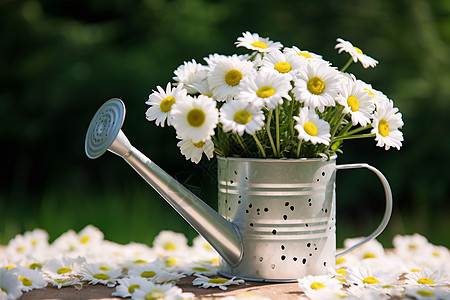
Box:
[1,0,449,248]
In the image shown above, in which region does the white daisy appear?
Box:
[0,268,22,300]
[237,71,292,110]
[77,225,104,249]
[357,80,390,108]
[335,38,378,69]
[42,256,86,278]
[345,265,398,287]
[112,276,152,298]
[152,231,189,255]
[404,268,449,287]
[297,275,343,297]
[336,76,375,127]
[151,272,186,284]
[343,237,386,261]
[404,286,450,300]
[173,59,209,94]
[171,95,219,143]
[132,281,194,300]
[174,262,218,277]
[191,235,219,261]
[284,46,323,62]
[13,266,46,292]
[145,82,189,127]
[345,284,390,300]
[393,233,432,258]
[192,274,244,291]
[294,107,331,145]
[177,137,214,164]
[260,49,304,80]
[50,229,84,254]
[127,264,168,280]
[22,229,49,255]
[79,263,122,287]
[207,56,255,102]
[293,60,341,112]
[204,53,250,68]
[370,100,404,150]
[235,31,283,53]
[46,277,83,290]
[219,100,265,136]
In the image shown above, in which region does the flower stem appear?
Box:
[288,99,296,138]
[266,110,277,157]
[275,105,280,157]
[343,124,372,136]
[252,134,266,158]
[296,139,303,158]
[234,134,247,154]
[332,133,376,142]
[340,57,354,73]
[330,113,346,140]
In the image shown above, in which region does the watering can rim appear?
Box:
[217,155,337,163]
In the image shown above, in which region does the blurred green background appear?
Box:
[1,0,449,249]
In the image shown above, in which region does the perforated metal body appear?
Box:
[217,156,337,282]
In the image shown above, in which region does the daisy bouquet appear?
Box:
[145,32,404,163]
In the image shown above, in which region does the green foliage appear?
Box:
[1,0,449,247]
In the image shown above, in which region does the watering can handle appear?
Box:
[335,163,393,258]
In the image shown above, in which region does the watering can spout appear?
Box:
[84,99,243,266]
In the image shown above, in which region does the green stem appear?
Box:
[340,57,354,73]
[234,134,247,154]
[275,105,280,157]
[296,139,303,158]
[288,99,296,138]
[332,133,375,142]
[330,113,346,140]
[266,110,277,157]
[252,134,266,158]
[344,124,373,136]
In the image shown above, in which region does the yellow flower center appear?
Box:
[336,257,346,265]
[164,242,177,250]
[3,265,14,270]
[57,267,71,274]
[192,267,211,272]
[347,95,360,112]
[141,271,157,278]
[297,52,312,58]
[93,273,110,280]
[274,62,292,73]
[165,257,177,267]
[16,246,25,252]
[417,278,434,285]
[186,108,206,127]
[19,277,32,287]
[145,289,165,300]
[251,41,268,49]
[411,269,420,272]
[303,121,318,136]
[363,276,380,284]
[80,236,90,244]
[307,76,326,95]
[29,263,42,269]
[128,284,140,294]
[233,110,253,125]
[160,96,176,113]
[409,244,417,250]
[336,268,346,276]
[99,266,111,271]
[225,69,243,86]
[208,278,229,284]
[204,244,212,250]
[133,259,147,264]
[417,290,435,297]
[310,282,326,290]
[54,279,68,284]
[378,119,390,137]
[256,86,276,98]
[193,141,205,148]
[432,252,440,257]
[353,46,363,54]
[363,252,376,259]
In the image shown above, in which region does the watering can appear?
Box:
[85,98,393,282]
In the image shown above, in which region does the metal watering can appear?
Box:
[85,98,393,282]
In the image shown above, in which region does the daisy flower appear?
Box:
[0,268,22,300]
[370,100,404,150]
[284,46,323,62]
[177,137,214,164]
[173,59,209,94]
[293,60,341,112]
[191,235,219,261]
[345,284,389,300]
[260,49,304,80]
[207,56,255,102]
[22,229,50,255]
[335,38,378,68]
[13,267,47,292]
[345,265,398,287]
[171,95,219,143]
[392,233,432,258]
[219,100,265,136]
[79,263,122,287]
[146,82,189,127]
[357,80,390,108]
[77,225,104,249]
[343,237,386,261]
[297,275,343,297]
[336,76,375,127]
[237,71,292,110]
[294,107,331,145]
[235,31,283,53]
[404,286,450,300]
[112,276,152,298]
[204,53,250,68]
[192,274,245,291]
[404,268,449,287]
[174,262,218,277]
[42,256,86,278]
[46,277,82,290]
[152,231,189,255]
[50,229,84,254]
[132,281,194,300]
[128,264,167,280]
